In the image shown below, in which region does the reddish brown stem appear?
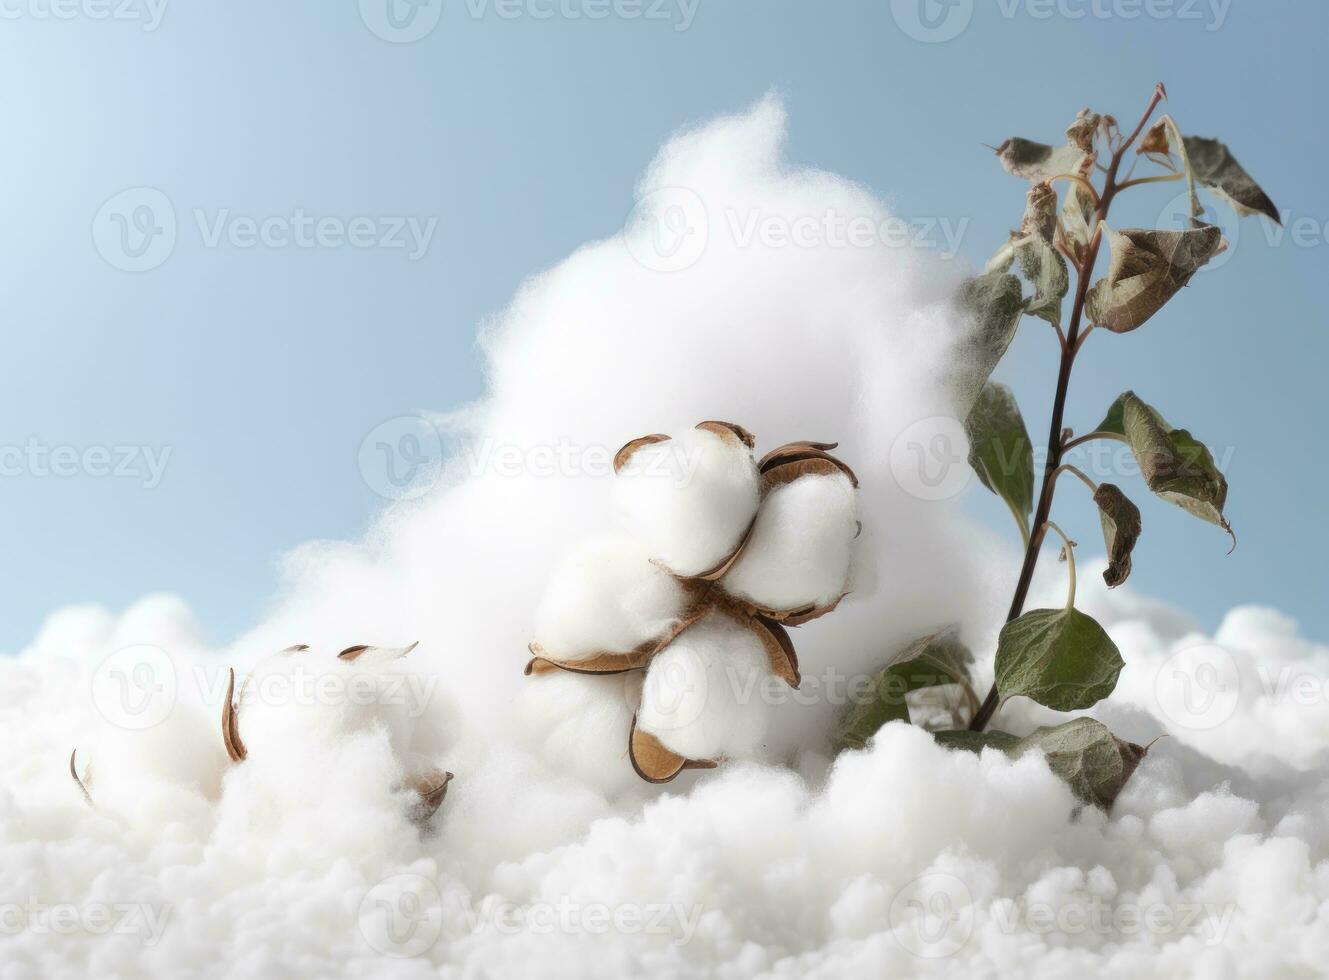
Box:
[969,85,1166,732]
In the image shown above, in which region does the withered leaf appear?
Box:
[1085,225,1225,333]
[1065,108,1102,153]
[1093,483,1141,588]
[1096,392,1232,540]
[1137,119,1172,159]
[994,138,1087,183]
[1183,135,1281,225]
[1015,184,1069,327]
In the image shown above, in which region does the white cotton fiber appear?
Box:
[532,536,688,659]
[613,428,760,577]
[509,670,644,796]
[636,614,773,761]
[233,645,453,781]
[723,472,858,612]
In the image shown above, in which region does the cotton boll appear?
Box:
[637,615,773,761]
[532,537,688,658]
[723,473,858,612]
[613,427,760,576]
[232,646,454,788]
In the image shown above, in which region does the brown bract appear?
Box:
[528,420,858,783]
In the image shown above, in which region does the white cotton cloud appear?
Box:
[1,95,1327,978]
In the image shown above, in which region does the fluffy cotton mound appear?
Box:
[532,536,688,658]
[613,427,761,576]
[637,614,774,761]
[723,471,859,610]
[2,97,1326,978]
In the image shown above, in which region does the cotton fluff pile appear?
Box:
[2,96,1327,978]
[526,422,859,781]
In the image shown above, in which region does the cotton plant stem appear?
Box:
[969,85,1167,733]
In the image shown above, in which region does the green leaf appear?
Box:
[965,383,1034,543]
[994,138,1087,183]
[994,608,1123,712]
[1014,183,1069,326]
[954,270,1025,408]
[1093,483,1141,588]
[937,719,1149,810]
[835,627,975,751]
[1085,225,1226,333]
[1096,392,1232,538]
[1014,719,1149,810]
[933,729,1020,753]
[1183,136,1280,225]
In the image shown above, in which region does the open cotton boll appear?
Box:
[637,615,773,761]
[533,536,688,658]
[613,428,760,577]
[234,647,453,775]
[723,472,858,611]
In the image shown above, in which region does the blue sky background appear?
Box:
[0,0,1322,652]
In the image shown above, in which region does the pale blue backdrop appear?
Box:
[0,0,1322,650]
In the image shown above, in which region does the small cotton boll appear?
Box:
[637,615,773,761]
[613,428,760,576]
[533,537,688,658]
[723,472,858,611]
[234,647,451,770]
